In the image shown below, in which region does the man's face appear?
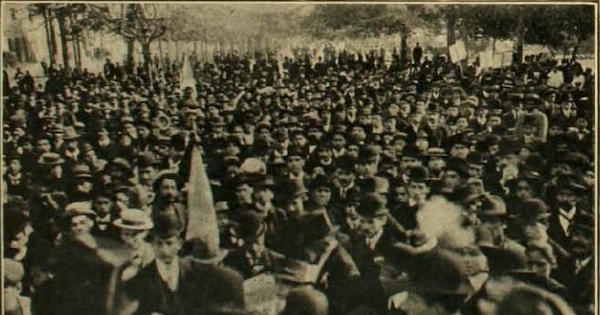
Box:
[428,157,446,172]
[244,234,266,256]
[488,116,501,128]
[331,135,345,150]
[253,187,273,205]
[310,187,331,207]
[569,229,593,259]
[514,180,534,200]
[37,140,52,153]
[138,167,157,187]
[70,215,94,236]
[152,235,182,264]
[450,144,470,159]
[292,134,308,148]
[384,118,397,132]
[555,188,577,209]
[94,198,112,215]
[399,104,411,117]
[287,156,305,173]
[358,160,378,177]
[335,169,354,187]
[394,186,410,204]
[159,179,179,202]
[121,229,148,250]
[351,127,366,142]
[235,184,254,204]
[456,118,469,131]
[347,145,359,158]
[400,156,420,171]
[441,170,462,191]
[409,181,430,202]
[468,164,484,179]
[359,214,387,238]
[8,160,21,174]
[286,196,305,218]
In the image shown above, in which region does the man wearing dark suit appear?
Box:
[124,212,192,315]
[551,211,595,315]
[547,176,588,249]
[345,193,405,314]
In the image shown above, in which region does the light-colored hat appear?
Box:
[113,209,153,231]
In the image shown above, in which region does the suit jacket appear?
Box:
[345,226,405,313]
[125,258,194,315]
[552,256,594,313]
[547,210,573,249]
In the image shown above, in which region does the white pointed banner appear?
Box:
[185,146,219,250]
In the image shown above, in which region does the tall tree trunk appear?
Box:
[126,39,135,72]
[446,16,457,49]
[43,8,53,63]
[515,10,524,64]
[58,15,70,69]
[76,36,83,69]
[399,32,408,68]
[49,15,59,65]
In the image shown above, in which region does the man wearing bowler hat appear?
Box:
[546,174,589,248]
[124,211,195,315]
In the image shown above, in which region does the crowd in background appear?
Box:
[2,43,596,315]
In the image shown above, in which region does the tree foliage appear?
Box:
[302,4,434,39]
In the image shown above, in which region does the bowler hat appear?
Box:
[113,209,154,231]
[180,265,247,315]
[63,126,80,141]
[309,175,331,192]
[357,193,388,217]
[300,212,339,245]
[519,199,550,223]
[234,211,266,241]
[425,147,447,157]
[254,175,276,188]
[151,211,183,239]
[63,202,97,220]
[284,179,309,198]
[554,174,588,195]
[38,152,64,166]
[137,152,160,168]
[4,199,29,242]
[73,164,93,179]
[210,116,227,127]
[282,287,328,315]
[408,248,476,296]
[153,170,181,192]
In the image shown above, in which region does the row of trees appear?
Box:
[303,4,595,62]
[23,4,594,71]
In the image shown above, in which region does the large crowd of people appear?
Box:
[2,42,596,315]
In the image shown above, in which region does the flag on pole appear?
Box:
[185,146,219,252]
